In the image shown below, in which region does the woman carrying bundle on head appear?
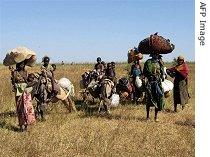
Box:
[11,61,36,131]
[4,47,36,131]
[143,53,165,122]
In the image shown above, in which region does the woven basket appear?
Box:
[138,33,175,54]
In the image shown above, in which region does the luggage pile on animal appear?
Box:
[80,70,120,110]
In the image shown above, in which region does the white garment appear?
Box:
[161,79,174,92]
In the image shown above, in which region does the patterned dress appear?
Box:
[12,70,36,126]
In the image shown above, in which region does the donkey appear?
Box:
[28,73,76,120]
[98,79,114,114]
[80,71,114,114]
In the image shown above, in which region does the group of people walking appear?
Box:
[6,49,190,131]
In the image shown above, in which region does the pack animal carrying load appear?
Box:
[138,33,175,54]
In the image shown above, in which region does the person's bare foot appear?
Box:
[154,118,160,122]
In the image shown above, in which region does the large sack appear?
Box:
[135,76,142,88]
[138,33,175,54]
[161,79,174,92]
[58,78,75,97]
[3,46,36,67]
[127,48,143,63]
[56,87,69,100]
[110,94,120,107]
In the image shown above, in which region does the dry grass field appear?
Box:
[0,63,195,157]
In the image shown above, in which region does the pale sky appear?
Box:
[0,0,195,63]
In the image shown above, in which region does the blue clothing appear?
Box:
[132,67,142,78]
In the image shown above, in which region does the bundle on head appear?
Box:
[3,46,36,67]
[127,48,143,63]
[138,33,175,54]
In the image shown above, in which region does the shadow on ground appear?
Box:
[0,111,16,118]
[0,120,21,132]
[175,119,195,128]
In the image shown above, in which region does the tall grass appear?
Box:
[0,63,194,157]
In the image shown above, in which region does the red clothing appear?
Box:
[16,91,36,126]
[167,62,190,105]
[175,63,189,78]
[168,62,189,79]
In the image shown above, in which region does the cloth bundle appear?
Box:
[110,94,120,107]
[161,79,174,93]
[127,48,143,63]
[58,77,75,97]
[3,46,36,67]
